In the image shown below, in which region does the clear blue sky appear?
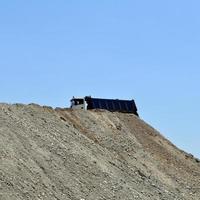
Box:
[0,1,200,158]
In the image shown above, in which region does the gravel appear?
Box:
[0,103,199,200]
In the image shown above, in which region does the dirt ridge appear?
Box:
[0,103,199,200]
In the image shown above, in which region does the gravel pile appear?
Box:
[0,103,199,200]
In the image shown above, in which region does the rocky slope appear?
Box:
[0,103,199,200]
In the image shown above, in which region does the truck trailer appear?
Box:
[70,96,139,116]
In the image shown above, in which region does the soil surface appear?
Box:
[0,103,199,200]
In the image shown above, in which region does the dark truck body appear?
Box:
[85,96,139,116]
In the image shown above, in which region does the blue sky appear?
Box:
[0,1,200,158]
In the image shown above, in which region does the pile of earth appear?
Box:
[0,103,199,200]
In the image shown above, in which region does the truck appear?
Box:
[70,96,139,116]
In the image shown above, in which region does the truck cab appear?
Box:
[70,97,86,110]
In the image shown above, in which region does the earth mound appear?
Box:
[0,103,199,200]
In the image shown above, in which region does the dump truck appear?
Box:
[70,96,139,116]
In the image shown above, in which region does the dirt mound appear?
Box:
[0,103,199,200]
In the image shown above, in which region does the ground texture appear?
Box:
[0,103,199,200]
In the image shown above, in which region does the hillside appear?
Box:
[0,103,199,200]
